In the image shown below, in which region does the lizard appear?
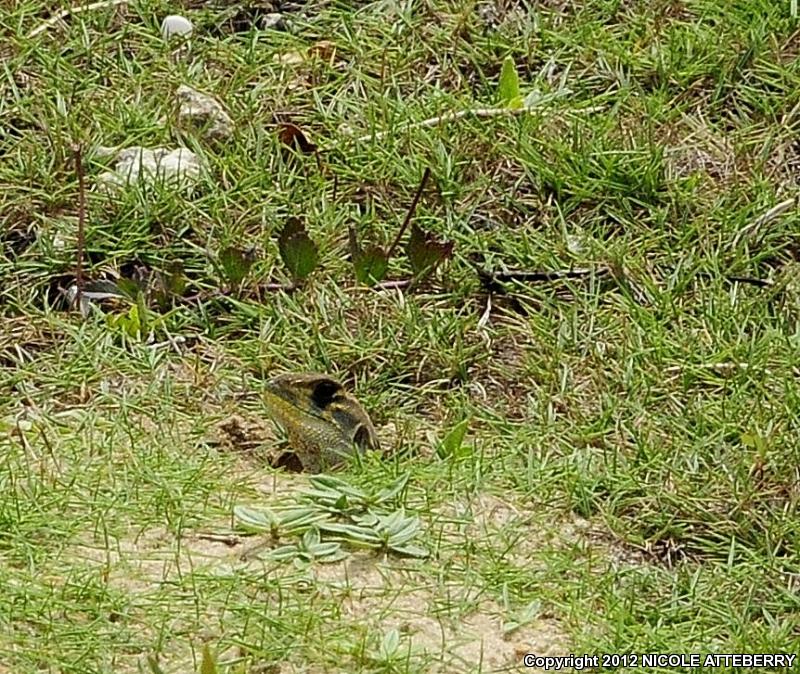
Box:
[262,372,381,472]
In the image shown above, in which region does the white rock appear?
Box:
[176,84,234,141]
[96,146,203,193]
[262,13,284,30]
[161,14,193,40]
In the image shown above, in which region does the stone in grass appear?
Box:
[161,15,193,40]
[96,147,203,193]
[176,84,234,141]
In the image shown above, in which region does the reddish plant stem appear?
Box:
[386,166,431,260]
[73,144,86,311]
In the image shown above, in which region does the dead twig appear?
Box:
[349,107,535,145]
[27,0,130,38]
[385,167,431,260]
[336,101,604,148]
[196,533,243,547]
[482,267,609,284]
[732,196,797,248]
[73,144,87,313]
[663,362,762,379]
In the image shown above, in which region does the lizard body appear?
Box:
[263,372,380,472]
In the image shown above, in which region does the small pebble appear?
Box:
[161,14,193,40]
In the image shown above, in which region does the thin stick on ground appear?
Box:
[336,102,604,148]
[73,144,87,313]
[27,0,130,38]
[346,107,534,146]
[386,167,431,260]
[732,196,797,248]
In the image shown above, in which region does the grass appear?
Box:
[1,0,800,672]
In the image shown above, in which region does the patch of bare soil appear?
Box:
[662,118,738,185]
[67,483,643,673]
[449,492,646,571]
[315,553,570,672]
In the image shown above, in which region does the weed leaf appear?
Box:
[278,122,318,154]
[278,217,319,280]
[405,224,454,279]
[390,544,429,558]
[200,644,217,674]
[438,417,471,458]
[218,246,256,286]
[498,56,523,109]
[353,244,389,286]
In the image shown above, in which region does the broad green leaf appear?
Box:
[316,548,349,563]
[379,629,401,660]
[200,644,217,674]
[389,544,429,558]
[301,527,321,549]
[438,417,471,458]
[307,475,368,499]
[741,432,766,452]
[307,541,343,557]
[352,512,380,527]
[233,505,275,531]
[278,217,319,280]
[277,508,328,530]
[218,245,256,286]
[503,600,542,635]
[353,244,389,286]
[498,56,523,109]
[265,544,300,561]
[405,224,454,279]
[116,277,144,300]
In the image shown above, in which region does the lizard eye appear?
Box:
[310,378,341,409]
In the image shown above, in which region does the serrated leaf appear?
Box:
[218,246,256,286]
[438,417,471,458]
[200,644,217,674]
[278,217,319,280]
[353,244,389,286]
[498,55,522,108]
[405,224,453,279]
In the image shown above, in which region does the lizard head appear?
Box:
[263,372,380,470]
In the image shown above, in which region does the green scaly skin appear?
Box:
[263,372,380,473]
